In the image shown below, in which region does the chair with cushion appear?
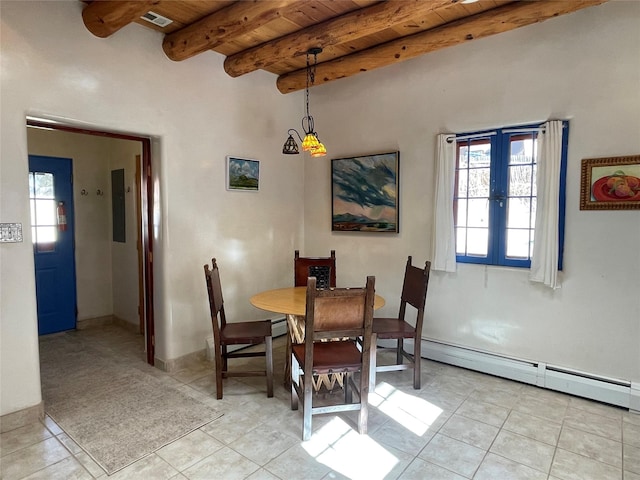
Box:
[294,249,336,289]
[204,258,274,399]
[291,275,375,441]
[286,250,338,389]
[371,256,430,390]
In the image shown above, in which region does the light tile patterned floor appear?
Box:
[2,324,639,479]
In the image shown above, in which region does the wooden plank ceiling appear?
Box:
[82,0,609,93]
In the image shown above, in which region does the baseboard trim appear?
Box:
[414,338,634,409]
[1,401,44,433]
[631,382,640,414]
[76,315,114,330]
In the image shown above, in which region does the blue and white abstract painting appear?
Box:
[332,152,399,232]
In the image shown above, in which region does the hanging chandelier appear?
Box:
[282,47,327,157]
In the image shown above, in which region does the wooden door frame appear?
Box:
[27,119,156,365]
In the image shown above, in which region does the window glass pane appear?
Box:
[467,199,488,227]
[35,199,57,226]
[531,197,537,228]
[458,145,469,168]
[532,164,537,197]
[467,228,488,256]
[29,171,57,245]
[457,169,468,197]
[29,173,35,197]
[34,172,54,198]
[508,165,533,197]
[35,226,57,245]
[506,228,532,259]
[469,168,490,197]
[529,229,535,258]
[455,199,468,227]
[507,198,532,229]
[455,227,467,255]
[509,137,536,164]
[469,142,491,168]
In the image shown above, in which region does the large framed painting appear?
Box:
[332,151,399,232]
[226,156,259,191]
[580,155,640,210]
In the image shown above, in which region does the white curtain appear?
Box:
[431,134,457,272]
[530,120,563,289]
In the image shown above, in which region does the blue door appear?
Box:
[28,155,77,335]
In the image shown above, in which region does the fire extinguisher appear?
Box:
[57,201,67,232]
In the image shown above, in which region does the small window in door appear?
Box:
[29,171,57,252]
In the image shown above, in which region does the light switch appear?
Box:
[0,223,23,243]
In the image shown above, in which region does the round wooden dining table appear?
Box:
[250,286,385,389]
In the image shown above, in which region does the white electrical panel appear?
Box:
[0,223,23,242]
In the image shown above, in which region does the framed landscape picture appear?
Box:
[226,156,259,191]
[331,151,399,232]
[580,155,640,210]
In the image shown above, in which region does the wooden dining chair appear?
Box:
[204,258,274,399]
[286,250,338,389]
[371,256,431,390]
[291,275,375,441]
[294,250,336,289]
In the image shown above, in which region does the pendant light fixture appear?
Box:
[282,47,327,157]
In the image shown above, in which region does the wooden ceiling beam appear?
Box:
[224,0,458,78]
[82,0,156,38]
[276,0,609,93]
[163,0,304,62]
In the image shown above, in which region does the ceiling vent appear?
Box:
[140,11,173,28]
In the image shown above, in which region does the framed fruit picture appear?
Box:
[580,155,640,210]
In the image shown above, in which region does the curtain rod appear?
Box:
[446,131,496,143]
[446,122,566,143]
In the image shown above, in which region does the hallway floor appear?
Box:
[2,324,639,479]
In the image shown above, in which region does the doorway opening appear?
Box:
[26,119,156,365]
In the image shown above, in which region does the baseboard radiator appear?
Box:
[404,338,640,411]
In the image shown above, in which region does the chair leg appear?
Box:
[265,335,274,397]
[222,345,229,373]
[369,333,377,393]
[291,353,299,411]
[214,350,224,400]
[413,335,421,390]
[358,374,369,435]
[303,373,313,441]
[345,373,353,404]
[284,322,292,389]
[396,338,404,365]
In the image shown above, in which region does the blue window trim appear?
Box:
[455,122,569,269]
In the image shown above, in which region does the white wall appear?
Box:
[304,0,640,383]
[0,0,303,416]
[109,140,142,327]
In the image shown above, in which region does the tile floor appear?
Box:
[2,324,639,479]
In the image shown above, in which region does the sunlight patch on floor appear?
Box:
[369,382,443,435]
[303,417,399,480]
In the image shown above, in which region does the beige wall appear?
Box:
[108,139,141,327]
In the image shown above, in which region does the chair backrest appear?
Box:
[204,258,226,341]
[304,276,375,343]
[294,250,336,289]
[399,256,431,325]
